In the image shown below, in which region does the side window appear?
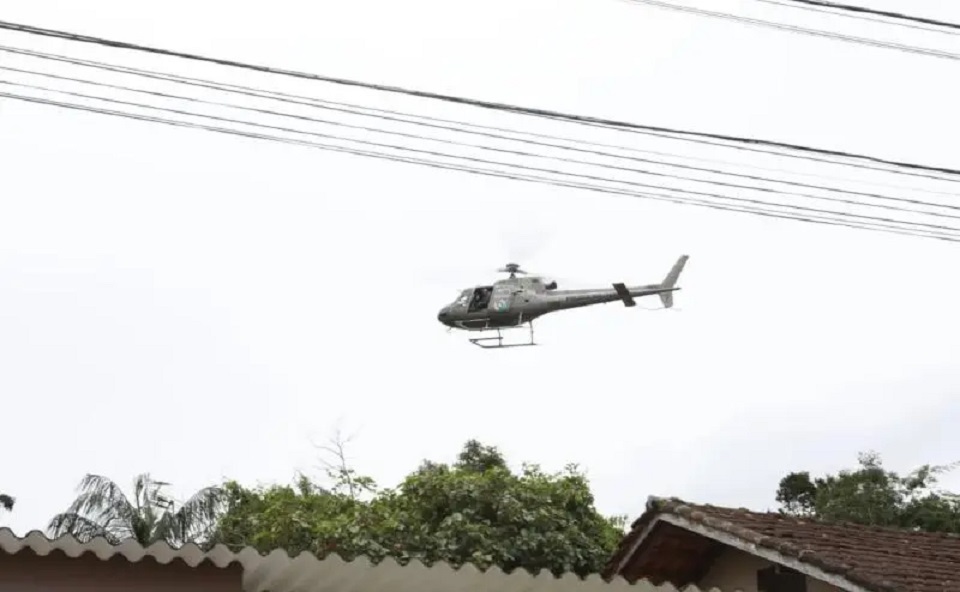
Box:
[757,566,806,592]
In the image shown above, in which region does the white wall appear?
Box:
[698,547,842,592]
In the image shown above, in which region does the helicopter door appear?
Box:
[467,286,494,313]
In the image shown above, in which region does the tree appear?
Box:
[213,439,626,576]
[0,493,13,513]
[776,451,960,533]
[213,474,386,556]
[382,440,627,576]
[49,473,225,547]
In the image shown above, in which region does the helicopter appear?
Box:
[437,255,689,348]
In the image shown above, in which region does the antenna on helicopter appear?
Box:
[497,263,528,278]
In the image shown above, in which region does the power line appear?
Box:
[3,20,959,244]
[755,0,960,36]
[6,77,927,227]
[8,45,959,189]
[547,117,960,184]
[2,19,960,181]
[3,80,958,242]
[4,90,957,244]
[5,75,958,230]
[773,0,960,32]
[623,0,960,61]
[4,63,957,218]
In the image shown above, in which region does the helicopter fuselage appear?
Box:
[436,275,676,332]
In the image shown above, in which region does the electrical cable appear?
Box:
[544,117,960,185]
[5,76,959,230]
[4,65,957,218]
[8,44,960,189]
[2,19,960,181]
[3,87,958,241]
[3,22,959,244]
[755,0,960,36]
[622,0,960,60]
[4,90,956,243]
[772,0,960,32]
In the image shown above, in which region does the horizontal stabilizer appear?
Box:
[612,282,636,307]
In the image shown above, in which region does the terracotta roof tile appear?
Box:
[604,497,960,592]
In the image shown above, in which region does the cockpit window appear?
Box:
[455,290,471,306]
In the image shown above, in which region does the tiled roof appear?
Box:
[0,528,721,592]
[604,497,960,592]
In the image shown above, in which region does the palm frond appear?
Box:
[50,474,139,543]
[48,513,120,544]
[99,512,134,541]
[66,474,137,522]
[164,485,226,546]
[130,473,184,545]
[180,485,226,525]
[50,472,222,548]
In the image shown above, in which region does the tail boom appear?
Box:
[555,255,689,310]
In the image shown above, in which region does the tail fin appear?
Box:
[659,255,689,308]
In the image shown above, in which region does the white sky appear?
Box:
[2,0,960,537]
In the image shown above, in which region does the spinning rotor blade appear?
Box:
[421,218,555,286]
[497,216,556,271]
[535,269,626,289]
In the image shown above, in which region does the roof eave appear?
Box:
[600,496,677,579]
[666,514,893,592]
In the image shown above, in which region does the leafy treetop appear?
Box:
[213,439,626,577]
[776,451,960,533]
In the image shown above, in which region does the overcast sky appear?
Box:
[2,0,960,537]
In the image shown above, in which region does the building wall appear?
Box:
[697,547,842,592]
[0,551,243,592]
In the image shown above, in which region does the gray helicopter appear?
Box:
[437,255,689,348]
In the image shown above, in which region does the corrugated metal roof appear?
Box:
[0,528,242,568]
[0,528,718,592]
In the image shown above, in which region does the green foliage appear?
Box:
[776,451,960,533]
[49,473,225,547]
[214,439,626,576]
[214,474,390,557]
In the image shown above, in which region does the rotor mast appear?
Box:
[497,263,527,278]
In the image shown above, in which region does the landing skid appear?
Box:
[469,322,536,349]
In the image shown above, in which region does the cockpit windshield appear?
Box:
[454,289,471,307]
